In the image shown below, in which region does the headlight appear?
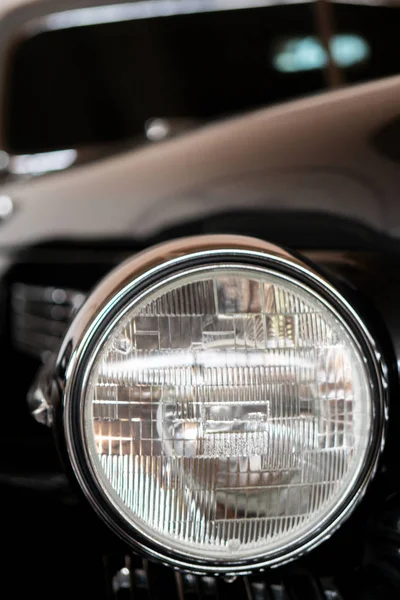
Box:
[51,235,385,574]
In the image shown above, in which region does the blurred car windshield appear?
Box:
[6,1,400,154]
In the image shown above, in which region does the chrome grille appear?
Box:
[11,283,86,360]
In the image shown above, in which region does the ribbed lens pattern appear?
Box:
[84,267,371,561]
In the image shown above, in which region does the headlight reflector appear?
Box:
[59,237,385,572]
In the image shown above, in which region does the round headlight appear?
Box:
[59,235,385,573]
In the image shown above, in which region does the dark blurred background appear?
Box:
[5,0,400,155]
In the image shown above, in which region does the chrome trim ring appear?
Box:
[54,235,387,574]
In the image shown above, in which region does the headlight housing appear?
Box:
[50,235,386,574]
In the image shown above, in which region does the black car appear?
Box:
[0,1,400,598]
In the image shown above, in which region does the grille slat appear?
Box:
[11,282,86,360]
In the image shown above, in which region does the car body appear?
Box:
[1,1,400,598]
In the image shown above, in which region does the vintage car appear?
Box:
[0,1,400,598]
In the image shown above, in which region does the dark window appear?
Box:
[5,3,400,154]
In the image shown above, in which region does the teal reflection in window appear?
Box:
[273,34,370,73]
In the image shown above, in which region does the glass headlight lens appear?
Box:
[79,262,378,565]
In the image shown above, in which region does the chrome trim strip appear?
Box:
[26,0,306,35]
[22,0,392,36]
[12,282,86,360]
[9,149,77,176]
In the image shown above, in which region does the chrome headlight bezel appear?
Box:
[54,235,386,574]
